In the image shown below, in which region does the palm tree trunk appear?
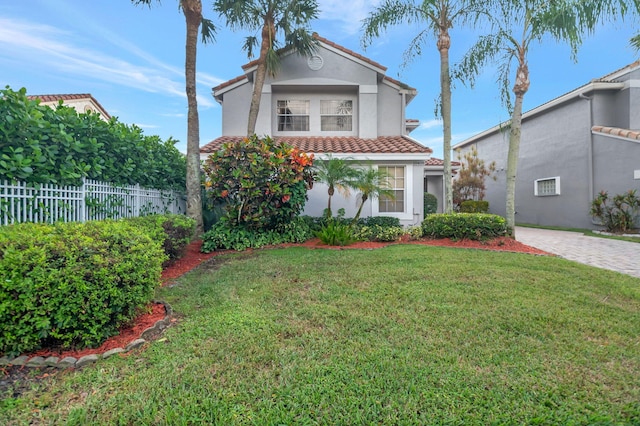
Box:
[247,18,275,136]
[182,0,204,235]
[438,27,453,214]
[506,54,530,238]
[353,194,368,223]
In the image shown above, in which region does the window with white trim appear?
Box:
[277,100,309,131]
[378,166,405,212]
[534,177,560,196]
[320,100,353,131]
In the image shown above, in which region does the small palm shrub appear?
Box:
[316,220,357,246]
[422,213,507,240]
[590,189,640,233]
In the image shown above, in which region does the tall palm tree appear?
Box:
[214,0,319,136]
[362,0,486,214]
[455,0,629,237]
[351,166,395,223]
[312,155,358,218]
[132,0,216,235]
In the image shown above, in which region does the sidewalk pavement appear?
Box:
[515,226,640,279]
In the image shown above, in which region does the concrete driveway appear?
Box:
[515,226,640,279]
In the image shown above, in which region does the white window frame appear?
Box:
[372,165,414,221]
[534,176,561,196]
[276,100,310,132]
[320,100,353,131]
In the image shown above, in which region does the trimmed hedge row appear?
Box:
[0,214,194,356]
[422,213,507,240]
[125,214,196,263]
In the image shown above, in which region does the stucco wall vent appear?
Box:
[308,55,324,71]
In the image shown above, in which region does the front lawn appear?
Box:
[2,245,639,424]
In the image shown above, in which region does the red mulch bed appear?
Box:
[20,236,549,361]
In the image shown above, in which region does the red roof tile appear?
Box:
[592,125,640,140]
[27,93,111,119]
[201,135,432,155]
[425,158,461,167]
[212,74,247,93]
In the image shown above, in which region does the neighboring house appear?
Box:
[200,34,434,226]
[424,157,461,213]
[453,61,640,229]
[27,94,111,121]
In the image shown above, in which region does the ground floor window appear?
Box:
[534,177,561,196]
[379,166,405,212]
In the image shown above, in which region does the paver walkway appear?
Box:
[515,226,640,279]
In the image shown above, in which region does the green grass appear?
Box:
[518,223,640,244]
[2,246,640,425]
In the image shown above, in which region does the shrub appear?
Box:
[421,213,507,240]
[201,217,313,252]
[125,214,196,262]
[0,86,186,190]
[424,193,438,215]
[203,135,314,230]
[460,200,489,213]
[406,225,423,240]
[316,220,356,246]
[357,216,401,228]
[0,220,164,356]
[590,189,640,233]
[353,225,405,242]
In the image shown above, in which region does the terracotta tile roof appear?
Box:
[425,158,461,167]
[201,135,432,155]
[212,74,247,93]
[27,93,111,119]
[592,125,640,140]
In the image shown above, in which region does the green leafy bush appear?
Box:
[203,135,314,230]
[125,214,195,262]
[424,193,438,215]
[460,200,489,213]
[353,225,405,242]
[201,217,313,252]
[421,213,507,240]
[590,189,640,233]
[357,216,401,228]
[0,220,165,356]
[0,86,185,190]
[316,220,356,246]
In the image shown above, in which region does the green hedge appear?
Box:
[421,213,507,240]
[460,200,489,213]
[125,214,195,263]
[0,220,165,356]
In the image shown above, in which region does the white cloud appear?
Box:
[0,18,217,108]
[135,123,160,129]
[318,0,381,35]
[420,119,442,130]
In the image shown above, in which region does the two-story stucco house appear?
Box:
[200,34,434,226]
[27,94,111,121]
[453,61,640,229]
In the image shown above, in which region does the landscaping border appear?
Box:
[0,301,173,369]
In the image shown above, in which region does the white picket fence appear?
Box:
[0,178,186,225]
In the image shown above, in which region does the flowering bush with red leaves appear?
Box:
[203,135,314,230]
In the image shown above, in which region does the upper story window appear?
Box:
[277,100,309,131]
[320,100,353,131]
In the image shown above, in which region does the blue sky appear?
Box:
[1,1,638,159]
